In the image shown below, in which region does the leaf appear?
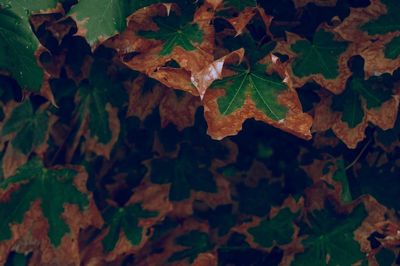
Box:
[203,60,313,140]
[0,158,89,246]
[150,143,217,201]
[168,230,213,263]
[384,35,400,59]
[194,204,236,236]
[0,9,43,91]
[72,59,125,158]
[248,208,297,248]
[68,0,131,45]
[224,0,257,11]
[360,0,400,35]
[292,203,367,266]
[138,10,204,56]
[101,203,158,252]
[332,76,393,128]
[353,164,400,211]
[236,180,286,217]
[0,0,57,20]
[330,160,352,203]
[288,29,349,94]
[1,100,49,154]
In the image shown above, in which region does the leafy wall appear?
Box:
[0,0,400,265]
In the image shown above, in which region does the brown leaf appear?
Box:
[191,48,245,99]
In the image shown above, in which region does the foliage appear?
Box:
[0,0,400,265]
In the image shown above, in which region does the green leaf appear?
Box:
[138,11,203,56]
[0,9,43,91]
[1,100,49,154]
[0,0,57,20]
[291,30,348,79]
[293,203,367,266]
[150,143,217,201]
[68,0,131,44]
[331,160,352,203]
[361,0,400,35]
[384,36,400,59]
[353,164,400,211]
[0,158,89,246]
[101,203,158,252]
[236,179,286,217]
[77,60,125,143]
[213,64,288,121]
[332,76,392,128]
[168,230,213,263]
[224,0,257,11]
[248,208,297,248]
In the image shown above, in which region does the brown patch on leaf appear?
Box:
[159,90,201,130]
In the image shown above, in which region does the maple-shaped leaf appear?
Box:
[138,10,204,56]
[68,0,132,45]
[292,203,367,266]
[287,29,350,94]
[0,9,43,91]
[1,100,49,154]
[332,75,392,128]
[204,59,312,140]
[384,36,400,59]
[150,143,217,201]
[248,208,298,248]
[168,230,214,263]
[0,158,89,246]
[70,59,125,159]
[101,203,158,252]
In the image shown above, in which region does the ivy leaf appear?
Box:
[102,203,158,252]
[248,208,297,248]
[384,36,400,59]
[0,158,89,246]
[360,0,400,35]
[138,11,204,56]
[168,230,213,263]
[291,29,348,80]
[214,64,288,120]
[0,9,43,91]
[293,203,367,266]
[68,0,131,45]
[1,100,49,154]
[150,143,217,201]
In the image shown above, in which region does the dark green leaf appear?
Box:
[293,203,367,266]
[361,0,400,35]
[384,36,400,59]
[102,203,158,252]
[248,208,297,248]
[291,30,348,79]
[168,230,213,263]
[2,100,49,154]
